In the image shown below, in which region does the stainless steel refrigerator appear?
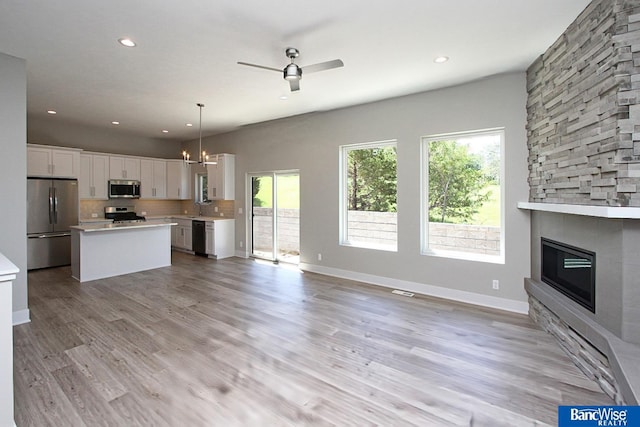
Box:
[27,178,79,270]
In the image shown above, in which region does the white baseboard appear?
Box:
[12,309,30,326]
[299,263,529,315]
[235,250,249,258]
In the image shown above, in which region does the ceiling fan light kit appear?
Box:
[238,47,343,92]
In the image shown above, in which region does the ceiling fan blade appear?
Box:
[237,61,282,73]
[302,59,344,74]
[289,79,300,92]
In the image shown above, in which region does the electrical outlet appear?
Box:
[220,212,224,216]
[317,253,322,261]
[91,213,98,218]
[240,241,243,248]
[492,280,499,290]
[214,206,218,212]
[141,211,147,216]
[239,207,243,214]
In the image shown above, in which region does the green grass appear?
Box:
[471,184,500,226]
[254,175,300,209]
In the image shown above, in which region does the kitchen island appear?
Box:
[70,220,177,283]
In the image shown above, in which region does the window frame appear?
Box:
[195,172,209,204]
[339,139,398,252]
[420,128,505,264]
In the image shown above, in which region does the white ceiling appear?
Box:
[0,0,590,142]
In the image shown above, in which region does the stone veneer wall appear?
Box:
[526,0,640,206]
[529,295,625,404]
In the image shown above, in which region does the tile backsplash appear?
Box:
[80,199,234,219]
[180,200,235,218]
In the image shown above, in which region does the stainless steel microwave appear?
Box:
[108,180,141,199]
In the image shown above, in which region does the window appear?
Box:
[422,129,504,263]
[195,172,208,203]
[340,140,397,251]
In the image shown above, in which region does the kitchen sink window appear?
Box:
[196,173,209,203]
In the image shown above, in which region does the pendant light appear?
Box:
[182,103,217,165]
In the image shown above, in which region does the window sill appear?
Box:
[422,248,504,264]
[340,241,398,252]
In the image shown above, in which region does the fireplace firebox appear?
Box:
[541,238,595,313]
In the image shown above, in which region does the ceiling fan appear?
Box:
[238,47,344,92]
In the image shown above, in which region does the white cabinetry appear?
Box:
[0,253,17,427]
[140,159,167,199]
[205,219,235,259]
[171,218,192,251]
[207,153,235,200]
[79,153,109,199]
[27,145,80,178]
[166,160,191,200]
[109,156,140,180]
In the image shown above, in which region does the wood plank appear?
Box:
[14,252,614,425]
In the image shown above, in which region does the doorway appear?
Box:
[249,172,300,264]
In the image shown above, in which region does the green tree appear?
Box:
[428,140,490,223]
[348,146,397,212]
[252,176,262,207]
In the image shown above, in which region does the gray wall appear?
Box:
[28,116,182,158]
[186,73,532,304]
[0,52,27,317]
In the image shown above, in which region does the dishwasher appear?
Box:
[192,220,207,257]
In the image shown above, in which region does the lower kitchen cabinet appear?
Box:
[171,219,192,251]
[169,217,234,257]
[205,219,235,259]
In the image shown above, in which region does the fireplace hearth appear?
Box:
[541,238,595,313]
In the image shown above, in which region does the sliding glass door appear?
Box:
[250,172,299,263]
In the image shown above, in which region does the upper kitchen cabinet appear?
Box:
[27,144,81,178]
[166,160,191,200]
[79,153,109,199]
[109,156,140,180]
[207,154,235,200]
[140,159,167,199]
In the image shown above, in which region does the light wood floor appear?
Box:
[14,252,612,426]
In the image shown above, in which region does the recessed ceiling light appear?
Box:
[111,121,120,125]
[434,56,449,64]
[118,38,136,48]
[279,95,288,101]
[162,130,169,133]
[186,123,193,127]
[47,110,57,115]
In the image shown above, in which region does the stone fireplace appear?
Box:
[523,0,640,405]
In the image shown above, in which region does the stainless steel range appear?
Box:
[104,206,146,224]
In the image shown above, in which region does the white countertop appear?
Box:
[0,252,19,280]
[71,219,177,233]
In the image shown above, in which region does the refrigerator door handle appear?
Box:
[28,232,71,239]
[48,187,54,224]
[53,187,58,224]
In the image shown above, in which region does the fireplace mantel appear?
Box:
[517,202,640,219]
